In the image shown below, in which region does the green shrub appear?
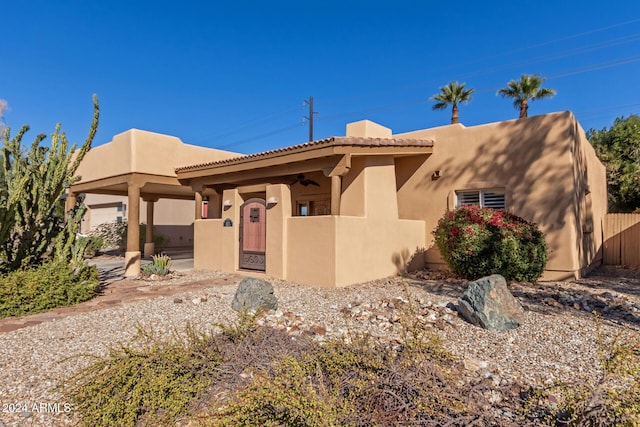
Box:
[65,325,222,427]
[433,205,548,282]
[0,261,99,318]
[208,355,344,427]
[76,235,103,258]
[142,253,172,276]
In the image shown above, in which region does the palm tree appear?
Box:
[497,74,556,118]
[430,82,474,124]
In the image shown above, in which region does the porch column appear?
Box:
[125,183,141,277]
[266,184,292,279]
[195,191,203,220]
[65,192,77,218]
[331,175,342,215]
[143,198,157,258]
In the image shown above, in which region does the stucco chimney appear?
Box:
[345,120,392,138]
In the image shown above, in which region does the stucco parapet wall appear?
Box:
[75,128,240,184]
[175,136,435,174]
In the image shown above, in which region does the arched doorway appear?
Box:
[239,198,266,271]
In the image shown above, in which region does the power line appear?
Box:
[213,50,640,149]
[192,18,640,150]
[213,122,303,150]
[188,105,300,145]
[317,58,640,125]
[321,19,640,106]
[449,18,640,70]
[548,55,640,79]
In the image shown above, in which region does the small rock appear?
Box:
[311,325,327,336]
[231,277,278,313]
[173,298,183,304]
[463,357,489,372]
[445,302,458,312]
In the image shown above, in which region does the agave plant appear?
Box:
[142,253,172,276]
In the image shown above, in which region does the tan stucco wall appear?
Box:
[284,152,426,287]
[573,119,608,275]
[266,184,291,278]
[75,129,239,183]
[286,216,337,286]
[394,111,607,280]
[286,216,425,287]
[341,157,366,216]
[334,217,424,286]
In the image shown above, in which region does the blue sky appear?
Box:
[2,1,640,155]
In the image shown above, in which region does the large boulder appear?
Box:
[458,275,524,331]
[231,277,278,314]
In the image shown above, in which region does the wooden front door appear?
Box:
[239,198,266,271]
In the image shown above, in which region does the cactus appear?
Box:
[0,95,99,272]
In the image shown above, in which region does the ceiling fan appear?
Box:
[289,174,320,187]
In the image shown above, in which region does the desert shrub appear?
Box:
[88,221,170,252]
[0,261,99,318]
[66,296,571,426]
[141,253,172,276]
[214,309,261,343]
[76,235,103,258]
[205,328,471,426]
[65,325,222,427]
[433,205,548,282]
[553,321,640,426]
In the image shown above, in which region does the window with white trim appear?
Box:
[456,189,506,209]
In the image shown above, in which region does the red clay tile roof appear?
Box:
[175,136,434,173]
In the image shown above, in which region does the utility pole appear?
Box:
[303,96,317,142]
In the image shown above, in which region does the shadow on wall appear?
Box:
[152,225,194,249]
[413,114,588,271]
[392,247,426,275]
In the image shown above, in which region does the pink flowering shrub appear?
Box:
[433,206,547,282]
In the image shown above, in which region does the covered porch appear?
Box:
[71,128,240,276]
[177,121,435,287]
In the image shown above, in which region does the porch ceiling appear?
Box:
[69,173,196,200]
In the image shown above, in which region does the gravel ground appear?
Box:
[0,267,639,426]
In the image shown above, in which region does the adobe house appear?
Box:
[70,129,240,275]
[176,111,607,286]
[71,111,607,286]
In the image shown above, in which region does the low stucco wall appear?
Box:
[194,219,237,271]
[286,216,425,287]
[286,217,337,286]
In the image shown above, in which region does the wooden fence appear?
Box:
[603,213,640,267]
